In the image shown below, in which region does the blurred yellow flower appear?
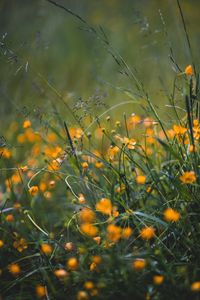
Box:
[77,290,89,300]
[107,224,121,242]
[29,185,39,196]
[136,175,146,185]
[41,243,53,255]
[191,281,200,292]
[13,238,28,252]
[140,226,155,240]
[163,208,180,222]
[180,171,196,184]
[36,285,46,298]
[132,259,146,270]
[185,64,193,76]
[121,227,133,239]
[23,119,31,129]
[80,223,98,237]
[84,281,94,290]
[96,198,112,215]
[153,275,164,285]
[79,208,96,223]
[67,257,78,271]
[54,269,68,280]
[8,263,21,276]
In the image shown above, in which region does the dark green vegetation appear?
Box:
[0,1,200,299]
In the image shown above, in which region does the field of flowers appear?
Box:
[1,1,200,299]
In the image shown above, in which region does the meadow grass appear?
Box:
[0,1,200,299]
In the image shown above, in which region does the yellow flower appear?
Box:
[41,243,53,255]
[54,269,68,280]
[81,162,88,169]
[8,263,21,276]
[80,223,98,237]
[185,64,193,76]
[92,255,102,265]
[0,240,4,248]
[163,208,180,222]
[173,125,187,136]
[95,161,104,169]
[96,198,112,215]
[191,281,200,292]
[67,257,78,271]
[121,227,133,239]
[84,281,94,290]
[0,148,12,159]
[136,175,146,185]
[29,186,39,196]
[79,208,96,223]
[23,119,31,129]
[64,242,74,251]
[93,236,101,244]
[89,262,97,272]
[153,275,164,285]
[78,193,86,204]
[13,238,28,252]
[77,291,89,300]
[107,224,121,242]
[6,214,14,222]
[36,285,46,298]
[140,226,155,240]
[123,137,136,150]
[132,259,146,270]
[180,171,196,184]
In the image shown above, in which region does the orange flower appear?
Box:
[173,124,189,144]
[81,162,88,169]
[77,291,89,300]
[92,255,102,265]
[121,227,133,239]
[41,243,53,255]
[78,193,86,204]
[153,275,164,285]
[123,137,136,150]
[95,161,104,169]
[107,224,121,242]
[132,259,146,270]
[185,65,193,76]
[64,242,74,251]
[136,175,146,185]
[23,119,31,129]
[191,281,200,292]
[0,240,4,248]
[128,114,141,127]
[6,214,14,222]
[54,269,68,279]
[79,208,96,223]
[140,226,155,240]
[96,198,112,215]
[48,159,60,171]
[163,208,180,222]
[67,257,78,271]
[69,127,83,139]
[107,145,119,161]
[180,171,196,184]
[84,281,94,290]
[93,236,101,244]
[36,285,46,298]
[29,186,39,196]
[80,223,98,237]
[8,263,21,275]
[90,262,97,272]
[13,238,28,252]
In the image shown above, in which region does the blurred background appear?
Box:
[0,0,200,130]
